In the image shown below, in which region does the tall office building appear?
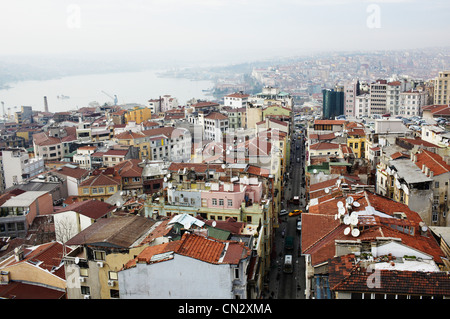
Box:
[322,87,344,119]
[434,71,450,105]
[344,80,360,118]
[369,79,387,116]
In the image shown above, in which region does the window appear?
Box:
[80,268,89,277]
[212,198,217,206]
[81,286,90,295]
[234,267,240,279]
[228,199,233,207]
[108,186,115,193]
[109,271,118,280]
[219,199,224,206]
[94,251,106,261]
[110,289,120,298]
[92,188,98,194]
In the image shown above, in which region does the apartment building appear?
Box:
[125,106,152,125]
[434,70,450,105]
[203,112,229,142]
[344,80,359,118]
[0,148,44,190]
[63,216,156,299]
[0,191,53,238]
[399,89,429,117]
[119,232,251,299]
[224,91,250,109]
[386,81,401,115]
[369,80,387,116]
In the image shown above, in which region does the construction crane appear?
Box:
[101,91,118,106]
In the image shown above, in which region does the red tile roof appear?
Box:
[113,159,143,178]
[54,199,115,219]
[7,242,72,281]
[414,150,450,176]
[0,281,66,299]
[400,138,440,148]
[310,142,340,150]
[79,173,121,187]
[329,254,450,296]
[314,120,346,125]
[205,112,228,120]
[125,233,250,269]
[303,191,444,266]
[225,92,250,98]
[53,166,89,180]
[103,149,128,156]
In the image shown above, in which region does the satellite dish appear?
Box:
[334,214,338,220]
[221,164,226,169]
[313,169,318,174]
[337,201,344,208]
[346,196,354,204]
[343,215,351,225]
[325,188,330,194]
[421,225,428,232]
[353,201,360,207]
[338,207,345,216]
[164,177,167,182]
[167,173,171,178]
[344,227,351,235]
[74,257,79,264]
[350,215,358,226]
[351,228,360,237]
[212,221,217,227]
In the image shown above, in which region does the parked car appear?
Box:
[280,209,288,216]
[296,220,302,231]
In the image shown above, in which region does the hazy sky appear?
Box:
[1,0,449,64]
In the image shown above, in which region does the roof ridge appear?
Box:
[422,150,450,173]
[303,220,342,253]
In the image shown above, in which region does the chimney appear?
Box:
[14,246,24,262]
[44,96,48,113]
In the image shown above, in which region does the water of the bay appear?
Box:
[0,69,215,113]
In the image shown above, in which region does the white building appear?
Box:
[386,81,401,115]
[354,94,370,118]
[369,80,387,116]
[1,148,44,189]
[399,89,429,117]
[118,233,251,299]
[53,200,115,243]
[224,92,250,109]
[344,80,359,118]
[73,146,97,169]
[203,112,229,142]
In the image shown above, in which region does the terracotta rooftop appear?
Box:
[113,159,143,178]
[0,281,66,299]
[310,142,340,150]
[124,233,251,269]
[79,173,121,187]
[205,112,228,120]
[65,215,156,248]
[303,190,444,266]
[53,199,115,219]
[329,254,450,296]
[4,241,72,281]
[53,165,89,180]
[414,149,450,176]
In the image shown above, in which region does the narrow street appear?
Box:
[267,131,306,299]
